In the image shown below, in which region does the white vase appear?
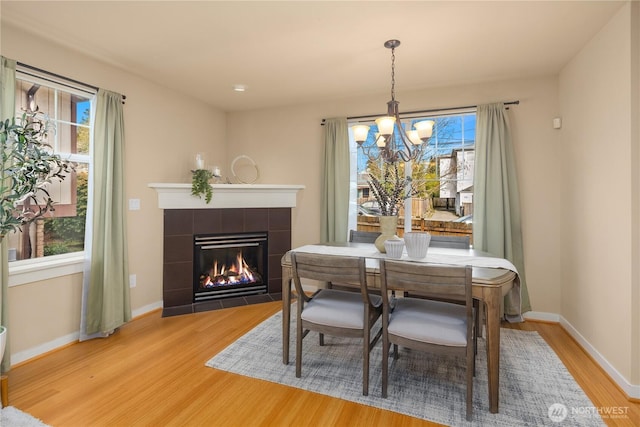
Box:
[404,231,431,259]
[374,216,399,253]
[384,239,405,259]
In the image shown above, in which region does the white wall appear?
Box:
[559,2,638,387]
[1,23,227,359]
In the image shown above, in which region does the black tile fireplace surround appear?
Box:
[162,208,290,317]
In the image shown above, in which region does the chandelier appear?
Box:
[352,40,434,163]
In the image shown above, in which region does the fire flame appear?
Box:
[201,252,257,288]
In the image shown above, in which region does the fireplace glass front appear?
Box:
[194,232,268,301]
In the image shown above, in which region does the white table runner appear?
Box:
[291,243,522,321]
[291,244,518,274]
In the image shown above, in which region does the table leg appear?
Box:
[483,286,501,413]
[282,272,291,365]
[0,374,7,407]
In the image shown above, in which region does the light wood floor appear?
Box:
[5,301,640,426]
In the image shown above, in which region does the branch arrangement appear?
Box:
[0,111,75,240]
[367,162,417,216]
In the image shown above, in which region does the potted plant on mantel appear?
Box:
[367,161,417,252]
[0,111,74,395]
[191,168,214,204]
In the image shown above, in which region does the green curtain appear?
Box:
[473,103,531,317]
[80,89,130,339]
[320,118,350,243]
[0,56,15,372]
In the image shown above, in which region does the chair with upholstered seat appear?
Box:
[291,252,383,396]
[429,234,470,249]
[418,233,481,338]
[327,230,382,293]
[380,260,475,421]
[349,229,381,244]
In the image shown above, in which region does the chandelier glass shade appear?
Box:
[352,39,434,163]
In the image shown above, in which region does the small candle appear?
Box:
[213,166,221,177]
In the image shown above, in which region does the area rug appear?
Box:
[0,406,50,427]
[206,309,605,426]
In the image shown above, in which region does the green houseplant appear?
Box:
[1,110,73,382]
[191,168,214,204]
[0,111,74,240]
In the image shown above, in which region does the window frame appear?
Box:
[349,109,477,234]
[7,68,95,287]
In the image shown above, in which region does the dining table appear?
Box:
[280,242,521,414]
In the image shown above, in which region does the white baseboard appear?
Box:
[132,300,163,318]
[558,315,640,400]
[525,310,639,400]
[12,331,80,365]
[523,310,560,322]
[10,300,164,367]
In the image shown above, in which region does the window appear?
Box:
[7,73,94,263]
[351,111,476,230]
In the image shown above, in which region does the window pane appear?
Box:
[75,100,91,155]
[6,166,87,261]
[353,111,476,231]
[56,122,90,155]
[8,76,93,262]
[43,166,88,256]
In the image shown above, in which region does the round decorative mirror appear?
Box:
[231,155,259,184]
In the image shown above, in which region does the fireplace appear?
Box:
[194,232,268,301]
[160,207,294,317]
[149,183,304,317]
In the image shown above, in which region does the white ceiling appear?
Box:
[1,1,625,112]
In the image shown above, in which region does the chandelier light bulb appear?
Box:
[414,120,435,140]
[375,116,396,136]
[407,130,422,145]
[352,125,370,144]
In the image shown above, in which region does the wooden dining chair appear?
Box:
[379,260,475,421]
[349,229,381,244]
[429,234,470,249]
[290,252,383,396]
[413,233,482,340]
[327,230,383,293]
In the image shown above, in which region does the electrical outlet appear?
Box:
[129,274,137,288]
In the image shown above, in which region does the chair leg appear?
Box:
[296,319,303,378]
[475,299,485,338]
[466,346,474,421]
[362,337,369,396]
[382,340,389,398]
[393,344,399,360]
[319,333,324,346]
[473,299,479,356]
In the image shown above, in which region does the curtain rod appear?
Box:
[321,100,519,125]
[17,62,127,104]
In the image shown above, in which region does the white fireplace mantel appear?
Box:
[148,183,305,210]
